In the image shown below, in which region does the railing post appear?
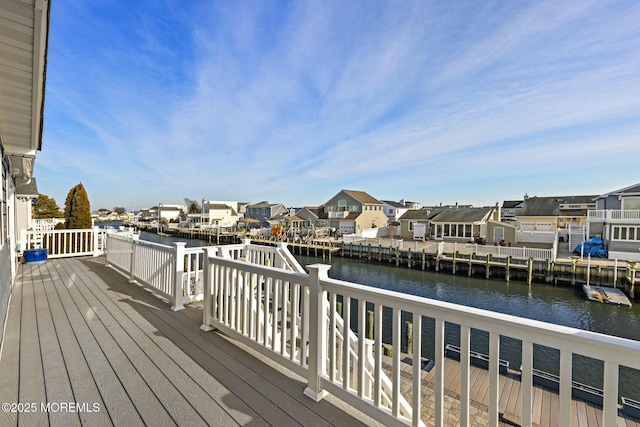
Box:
[171,242,186,311]
[129,234,139,283]
[201,247,216,332]
[104,233,111,267]
[92,226,100,256]
[304,263,332,402]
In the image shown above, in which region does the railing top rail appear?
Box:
[106,233,174,251]
[315,270,640,369]
[208,254,308,282]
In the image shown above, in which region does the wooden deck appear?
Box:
[0,257,376,427]
[1,256,639,426]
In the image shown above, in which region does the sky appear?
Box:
[35,0,640,211]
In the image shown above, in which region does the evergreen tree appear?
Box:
[33,193,61,218]
[64,183,92,229]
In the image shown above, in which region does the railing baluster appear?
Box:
[460,325,470,427]
[374,302,383,408]
[343,296,351,391]
[392,307,401,418]
[291,281,300,361]
[603,361,619,427]
[521,340,533,427]
[358,298,366,398]
[435,318,444,427]
[559,350,572,426]
[488,332,500,426]
[328,292,337,381]
[412,312,421,427]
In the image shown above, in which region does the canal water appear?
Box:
[134,230,640,400]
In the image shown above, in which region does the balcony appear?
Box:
[588,210,640,222]
[3,231,640,426]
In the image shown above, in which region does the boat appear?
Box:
[582,285,632,307]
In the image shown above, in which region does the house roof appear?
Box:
[342,190,383,205]
[297,206,324,218]
[382,200,406,208]
[600,183,640,197]
[431,207,493,223]
[0,1,50,161]
[502,200,523,209]
[517,195,597,217]
[399,208,445,221]
[249,201,284,208]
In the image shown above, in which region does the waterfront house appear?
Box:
[270,210,306,236]
[430,206,500,242]
[587,183,640,261]
[500,200,523,225]
[323,189,388,234]
[201,200,239,227]
[397,207,446,240]
[245,201,288,226]
[515,195,597,244]
[381,199,411,221]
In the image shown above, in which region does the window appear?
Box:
[409,221,415,231]
[623,197,640,211]
[612,226,640,241]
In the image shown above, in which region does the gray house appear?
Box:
[587,183,640,261]
[245,201,288,226]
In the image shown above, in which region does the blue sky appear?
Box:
[36,0,640,211]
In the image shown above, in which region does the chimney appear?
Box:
[524,193,529,200]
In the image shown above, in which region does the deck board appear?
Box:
[18,266,48,427]
[70,259,241,426]
[33,263,81,427]
[41,261,112,426]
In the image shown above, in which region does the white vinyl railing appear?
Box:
[22,228,106,258]
[439,242,555,261]
[104,236,303,311]
[106,234,192,311]
[200,246,640,427]
[588,209,640,221]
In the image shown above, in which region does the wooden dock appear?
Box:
[583,285,632,306]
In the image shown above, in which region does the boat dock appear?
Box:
[583,285,632,306]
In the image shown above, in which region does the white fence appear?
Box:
[342,227,389,243]
[105,236,303,312]
[105,234,203,311]
[21,228,107,258]
[200,248,640,427]
[343,238,555,261]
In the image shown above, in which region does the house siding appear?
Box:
[1,158,13,344]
